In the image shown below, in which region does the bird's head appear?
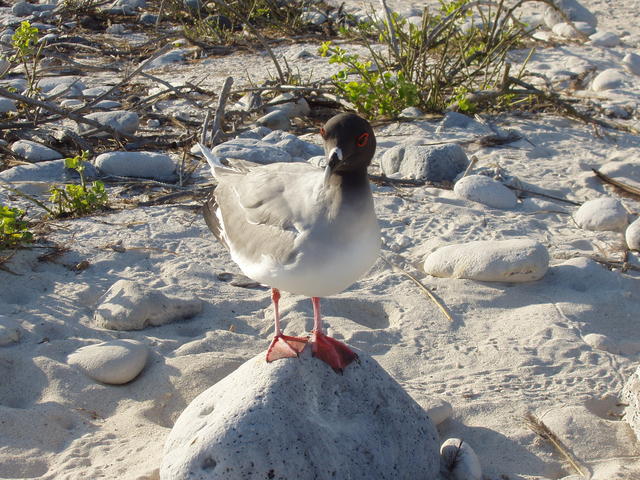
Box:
[320,113,376,185]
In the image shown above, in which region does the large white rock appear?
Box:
[424,239,549,283]
[574,197,628,232]
[626,218,640,250]
[0,98,17,114]
[381,144,469,182]
[589,31,620,47]
[10,140,62,162]
[67,339,148,384]
[160,350,440,480]
[454,175,517,209]
[440,438,482,480]
[552,21,595,38]
[95,151,177,180]
[591,69,628,91]
[622,53,640,76]
[94,279,202,330]
[213,138,292,164]
[544,0,597,29]
[623,366,640,442]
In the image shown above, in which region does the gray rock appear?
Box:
[67,339,148,385]
[77,110,139,136]
[583,333,619,354]
[184,0,204,14]
[59,99,84,108]
[94,279,202,331]
[589,31,620,47]
[626,218,640,250]
[82,86,116,98]
[213,138,292,164]
[300,10,327,25]
[0,98,17,114]
[95,151,176,180]
[592,69,628,91]
[143,49,190,70]
[381,144,469,182]
[622,365,640,442]
[552,21,595,38]
[438,111,477,130]
[106,24,127,35]
[622,53,640,76]
[454,174,518,209]
[0,159,97,195]
[93,100,122,110]
[398,107,423,120]
[160,350,440,480]
[260,130,323,158]
[544,0,597,29]
[256,110,291,131]
[574,197,628,232]
[265,94,310,118]
[37,76,85,95]
[424,239,549,283]
[0,316,21,346]
[12,1,35,16]
[10,140,62,163]
[140,12,158,24]
[236,126,271,140]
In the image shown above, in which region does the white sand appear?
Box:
[1,0,640,478]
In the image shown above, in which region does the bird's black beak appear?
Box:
[323,147,342,186]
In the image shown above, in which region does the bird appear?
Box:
[199,113,380,373]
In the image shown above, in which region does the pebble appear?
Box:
[143,49,191,70]
[59,99,83,108]
[622,53,640,76]
[204,15,233,30]
[583,333,619,354]
[552,21,595,38]
[77,110,139,136]
[10,140,63,163]
[0,159,97,195]
[146,118,161,128]
[454,174,518,209]
[0,316,21,346]
[212,138,293,164]
[626,217,640,250]
[67,339,148,385]
[160,350,440,479]
[140,12,158,25]
[424,239,549,283]
[94,151,177,180]
[300,10,327,25]
[255,110,291,131]
[440,438,482,480]
[12,1,35,16]
[574,197,628,232]
[436,112,484,133]
[82,86,115,98]
[37,76,85,95]
[589,31,620,47]
[544,0,597,29]
[265,94,310,118]
[94,279,203,331]
[93,100,122,110]
[622,365,640,442]
[398,106,423,119]
[0,98,17,114]
[591,69,628,91]
[381,144,469,182]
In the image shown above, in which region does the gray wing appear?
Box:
[207,163,326,265]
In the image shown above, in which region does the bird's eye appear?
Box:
[320,127,326,138]
[356,132,369,147]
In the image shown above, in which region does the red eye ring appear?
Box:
[320,127,326,138]
[356,132,369,147]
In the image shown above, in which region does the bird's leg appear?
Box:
[266,288,308,362]
[311,297,358,373]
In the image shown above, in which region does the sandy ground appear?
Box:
[1,0,640,479]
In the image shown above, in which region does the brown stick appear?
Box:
[592,169,640,198]
[210,77,234,144]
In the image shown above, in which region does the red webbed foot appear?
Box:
[311,331,359,373]
[266,334,309,362]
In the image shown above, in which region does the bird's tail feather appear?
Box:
[198,143,235,178]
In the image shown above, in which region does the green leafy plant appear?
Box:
[49,151,108,218]
[10,21,44,96]
[0,205,33,249]
[322,0,537,118]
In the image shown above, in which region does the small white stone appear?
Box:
[622,366,640,442]
[583,333,619,354]
[424,239,549,283]
[0,316,21,346]
[626,217,640,250]
[94,279,202,331]
[454,175,517,209]
[381,144,469,182]
[60,99,84,108]
[68,339,148,385]
[425,400,453,425]
[10,140,62,162]
[255,110,291,131]
[622,53,640,76]
[574,197,628,232]
[77,110,139,136]
[589,31,619,47]
[440,438,482,480]
[544,0,597,29]
[213,138,292,164]
[591,69,628,91]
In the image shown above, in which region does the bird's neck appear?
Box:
[333,168,370,194]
